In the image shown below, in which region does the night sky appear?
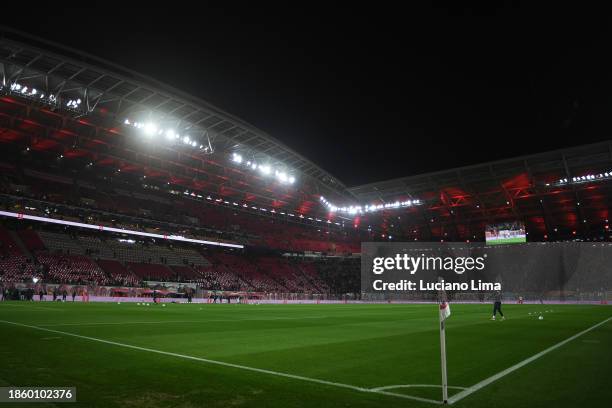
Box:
[3,4,611,186]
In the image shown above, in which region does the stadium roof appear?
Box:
[0,27,352,200]
[2,26,612,240]
[350,141,612,201]
[350,141,612,241]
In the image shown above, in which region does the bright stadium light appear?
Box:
[122,118,209,151]
[276,171,288,182]
[66,98,82,109]
[320,195,422,215]
[551,171,612,187]
[232,153,243,164]
[228,154,297,185]
[144,123,158,136]
[4,82,60,106]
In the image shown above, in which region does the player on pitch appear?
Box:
[491,290,505,320]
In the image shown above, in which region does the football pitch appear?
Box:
[0,302,610,407]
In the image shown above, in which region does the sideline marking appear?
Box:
[0,320,440,405]
[39,320,211,327]
[38,315,329,327]
[448,316,612,404]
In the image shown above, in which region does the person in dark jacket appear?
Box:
[491,290,505,320]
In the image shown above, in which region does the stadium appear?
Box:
[0,20,611,408]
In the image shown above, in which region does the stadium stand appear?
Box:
[0,223,353,293]
[96,259,140,287]
[1,32,611,302]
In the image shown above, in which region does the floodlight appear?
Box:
[232,153,243,164]
[32,277,39,283]
[165,130,176,140]
[276,171,288,182]
[144,123,158,136]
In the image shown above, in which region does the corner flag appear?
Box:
[439,298,451,404]
[440,301,451,321]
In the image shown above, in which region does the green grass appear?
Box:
[486,237,526,245]
[0,302,610,407]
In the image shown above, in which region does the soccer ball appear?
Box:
[162,304,166,307]
[137,302,141,305]
[539,315,544,320]
[117,302,121,305]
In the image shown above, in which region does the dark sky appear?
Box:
[3,4,612,186]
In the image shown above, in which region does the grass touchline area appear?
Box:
[0,302,610,408]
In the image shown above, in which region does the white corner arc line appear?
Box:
[449,316,612,405]
[371,384,467,392]
[371,389,440,403]
[0,320,439,405]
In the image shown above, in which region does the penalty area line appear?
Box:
[0,320,440,405]
[448,316,612,405]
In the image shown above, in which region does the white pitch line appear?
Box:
[38,315,329,327]
[371,389,440,403]
[39,320,207,327]
[371,384,467,391]
[0,320,440,405]
[448,316,612,405]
